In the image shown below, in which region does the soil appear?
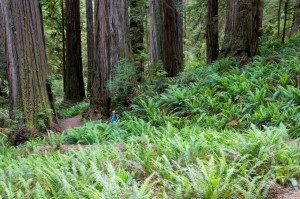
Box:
[275,188,300,199]
[268,184,300,199]
[3,115,84,146]
[59,115,83,131]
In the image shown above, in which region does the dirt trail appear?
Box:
[275,188,300,199]
[59,115,83,131]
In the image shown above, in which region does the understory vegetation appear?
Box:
[0,37,300,198]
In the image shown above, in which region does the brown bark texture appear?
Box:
[64,0,85,103]
[289,0,300,35]
[278,0,283,37]
[86,0,94,93]
[91,0,132,117]
[149,0,183,77]
[149,0,164,66]
[0,0,52,128]
[206,0,219,63]
[281,0,289,43]
[223,0,263,64]
[130,0,145,82]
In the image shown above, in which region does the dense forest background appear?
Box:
[0,0,300,198]
[0,0,299,128]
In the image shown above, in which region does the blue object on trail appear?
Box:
[112,112,118,122]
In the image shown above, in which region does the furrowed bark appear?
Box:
[149,0,183,77]
[223,0,263,64]
[86,0,94,93]
[91,0,132,118]
[0,0,52,128]
[64,0,85,103]
[206,0,219,63]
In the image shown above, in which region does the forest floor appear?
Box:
[59,115,82,131]
[273,187,300,199]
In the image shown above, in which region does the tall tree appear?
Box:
[91,0,132,118]
[86,0,94,93]
[64,0,85,103]
[150,0,183,77]
[223,0,263,64]
[163,0,184,77]
[288,0,300,35]
[206,0,219,63]
[149,0,164,70]
[0,0,52,128]
[278,0,283,37]
[130,0,145,82]
[281,0,290,43]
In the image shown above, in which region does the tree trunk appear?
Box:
[64,0,85,103]
[91,0,132,118]
[223,0,263,64]
[0,0,52,128]
[288,0,300,35]
[278,0,283,37]
[62,0,66,87]
[149,0,183,77]
[130,0,145,82]
[149,0,164,74]
[281,0,290,43]
[206,0,219,63]
[86,0,94,93]
[163,0,184,77]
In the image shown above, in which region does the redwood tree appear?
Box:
[149,0,183,77]
[223,0,263,64]
[90,0,132,117]
[0,0,52,128]
[149,0,164,68]
[289,0,300,35]
[86,0,94,93]
[64,0,85,103]
[206,0,219,63]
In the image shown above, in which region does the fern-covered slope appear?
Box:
[0,38,300,198]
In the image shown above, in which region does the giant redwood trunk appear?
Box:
[86,0,94,93]
[64,0,85,103]
[130,0,145,82]
[289,0,300,35]
[149,0,164,68]
[206,0,219,63]
[223,0,263,64]
[150,0,183,77]
[91,0,132,117]
[0,0,52,128]
[163,0,184,77]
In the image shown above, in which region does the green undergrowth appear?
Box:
[57,101,89,118]
[0,37,300,198]
[0,124,299,198]
[132,37,300,138]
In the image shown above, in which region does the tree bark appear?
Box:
[0,0,52,128]
[281,0,290,43]
[149,0,164,70]
[62,0,66,87]
[64,0,85,103]
[163,0,184,77]
[206,0,219,63]
[149,0,183,77]
[288,0,300,35]
[223,0,263,64]
[91,0,132,118]
[130,0,145,82]
[278,0,283,37]
[86,0,94,93]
